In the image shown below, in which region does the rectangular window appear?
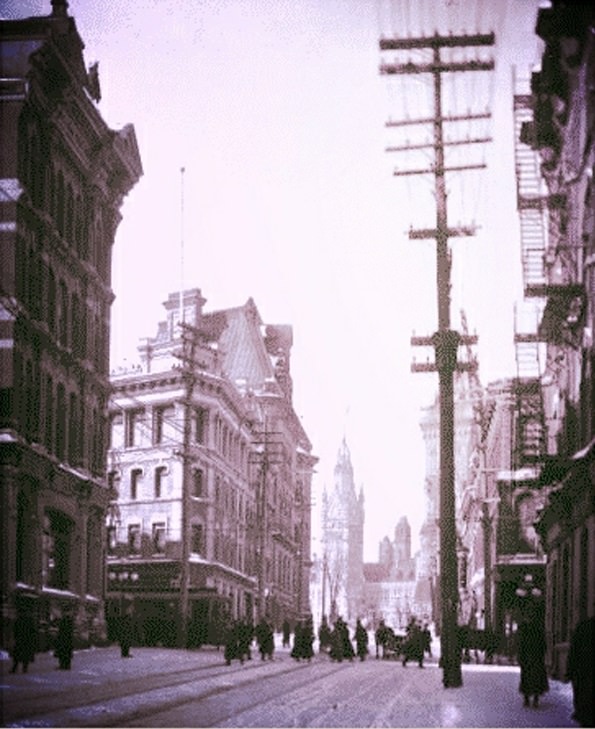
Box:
[154,466,166,498]
[130,468,142,500]
[193,407,208,444]
[192,468,204,497]
[191,524,204,555]
[125,408,143,447]
[152,522,166,554]
[153,405,173,445]
[43,510,73,590]
[107,524,117,555]
[127,524,141,555]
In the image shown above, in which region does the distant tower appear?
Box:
[322,439,365,622]
[394,516,412,566]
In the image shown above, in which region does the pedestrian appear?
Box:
[301,615,315,662]
[375,619,388,659]
[355,619,369,661]
[565,615,594,727]
[55,614,74,670]
[517,614,549,708]
[224,620,240,666]
[255,617,274,660]
[402,617,424,668]
[332,616,354,662]
[282,619,291,648]
[318,615,332,654]
[422,623,432,658]
[291,621,305,661]
[119,612,133,658]
[10,612,37,673]
[237,619,253,662]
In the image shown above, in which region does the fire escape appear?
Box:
[512,70,548,471]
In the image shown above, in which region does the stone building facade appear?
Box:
[0,0,142,649]
[362,516,424,631]
[107,289,316,646]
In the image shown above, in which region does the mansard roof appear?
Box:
[206,298,290,396]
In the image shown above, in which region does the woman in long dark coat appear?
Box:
[355,619,369,661]
[517,617,549,707]
[10,614,36,673]
[55,615,74,670]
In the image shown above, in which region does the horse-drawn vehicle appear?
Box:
[375,624,406,660]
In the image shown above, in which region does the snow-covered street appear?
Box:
[1,643,577,727]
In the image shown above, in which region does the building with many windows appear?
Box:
[0,0,142,649]
[525,0,595,679]
[106,289,316,646]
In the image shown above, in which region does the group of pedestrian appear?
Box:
[328,616,356,662]
[223,619,255,665]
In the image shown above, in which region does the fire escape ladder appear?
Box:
[513,78,549,295]
[512,71,548,470]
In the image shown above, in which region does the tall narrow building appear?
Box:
[0,1,142,648]
[321,439,364,623]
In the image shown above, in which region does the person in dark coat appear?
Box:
[355,619,369,661]
[224,620,242,665]
[55,614,74,670]
[565,615,594,727]
[10,613,37,673]
[318,615,332,654]
[402,618,424,668]
[375,619,388,659]
[517,617,549,707]
[255,618,275,660]
[301,616,315,662]
[119,612,133,658]
[237,620,253,662]
[330,616,354,662]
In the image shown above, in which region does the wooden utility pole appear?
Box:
[177,319,199,648]
[250,424,283,622]
[380,31,494,688]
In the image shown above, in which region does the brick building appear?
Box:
[0,0,142,649]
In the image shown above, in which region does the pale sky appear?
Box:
[5,0,543,560]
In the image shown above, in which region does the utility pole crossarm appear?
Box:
[379,32,495,51]
[380,60,494,75]
[386,111,491,128]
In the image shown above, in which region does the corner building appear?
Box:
[0,1,142,649]
[107,289,316,646]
